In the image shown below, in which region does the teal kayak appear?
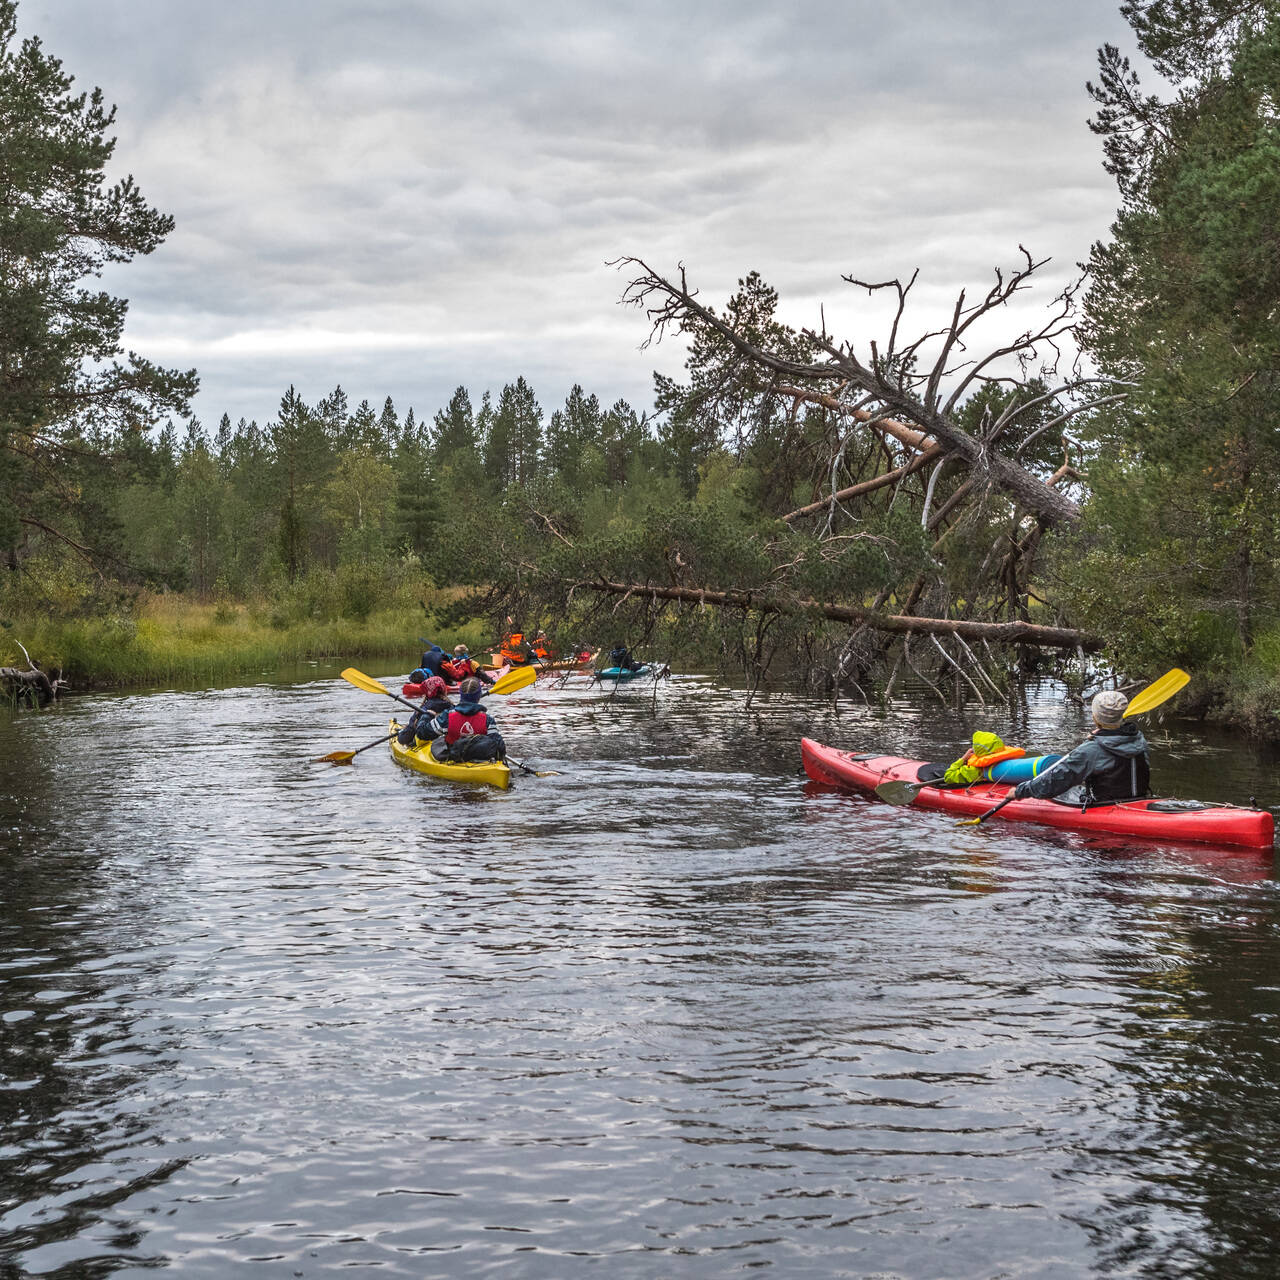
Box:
[596,664,651,681]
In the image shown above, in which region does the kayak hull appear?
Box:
[485,654,596,674]
[800,738,1273,850]
[596,664,651,681]
[389,719,511,789]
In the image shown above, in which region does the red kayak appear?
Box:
[800,738,1274,850]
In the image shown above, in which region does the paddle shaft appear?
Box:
[507,756,559,777]
[316,730,397,764]
[967,793,1018,826]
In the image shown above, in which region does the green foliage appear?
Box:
[0,0,196,568]
[1065,1,1280,691]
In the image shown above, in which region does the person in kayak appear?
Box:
[607,642,640,672]
[425,676,507,763]
[499,630,534,666]
[402,668,432,697]
[531,630,552,662]
[397,676,454,746]
[418,644,449,679]
[1011,690,1150,803]
[444,644,495,685]
[942,731,1021,784]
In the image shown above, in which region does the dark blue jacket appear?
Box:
[419,646,447,677]
[1013,724,1150,801]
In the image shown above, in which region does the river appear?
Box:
[2,668,1279,1277]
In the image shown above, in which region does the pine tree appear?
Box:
[0,0,197,566]
[1065,2,1280,667]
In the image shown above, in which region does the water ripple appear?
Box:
[1,674,1278,1275]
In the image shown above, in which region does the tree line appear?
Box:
[6,0,1280,728]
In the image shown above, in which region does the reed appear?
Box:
[0,592,479,690]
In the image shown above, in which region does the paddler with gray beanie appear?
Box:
[1011,690,1152,804]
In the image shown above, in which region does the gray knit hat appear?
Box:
[1091,689,1129,727]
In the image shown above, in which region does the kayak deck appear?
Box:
[389,719,511,789]
[801,739,1273,850]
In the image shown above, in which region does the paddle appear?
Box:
[341,663,536,707]
[506,756,561,778]
[955,666,1190,828]
[315,730,396,766]
[875,777,936,806]
[326,665,538,762]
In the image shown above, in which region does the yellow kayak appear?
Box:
[388,719,512,789]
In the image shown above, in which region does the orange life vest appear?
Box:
[500,633,528,665]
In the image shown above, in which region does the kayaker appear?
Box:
[402,668,432,698]
[398,676,454,746]
[499,630,534,666]
[942,731,1020,785]
[531,630,552,662]
[425,676,506,763]
[1011,690,1150,804]
[418,644,449,679]
[444,644,495,686]
[608,642,640,672]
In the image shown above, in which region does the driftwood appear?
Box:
[1,640,67,706]
[573,577,1102,651]
[0,666,59,706]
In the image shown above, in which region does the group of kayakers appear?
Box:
[946,688,1149,805]
[396,643,507,763]
[397,627,631,766]
[396,667,505,763]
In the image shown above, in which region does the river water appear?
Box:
[2,668,1279,1278]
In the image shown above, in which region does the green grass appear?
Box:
[1,592,493,690]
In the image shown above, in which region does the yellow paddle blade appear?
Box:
[1124,667,1190,718]
[315,750,356,765]
[340,667,391,698]
[490,665,537,696]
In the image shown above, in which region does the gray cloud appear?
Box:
[21,0,1136,428]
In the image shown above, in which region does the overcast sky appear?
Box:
[20,0,1137,431]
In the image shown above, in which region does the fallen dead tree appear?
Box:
[573,577,1102,651]
[1,640,67,707]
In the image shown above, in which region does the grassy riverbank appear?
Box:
[1,590,493,691]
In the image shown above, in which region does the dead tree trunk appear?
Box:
[574,577,1102,651]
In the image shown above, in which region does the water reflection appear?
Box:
[0,673,1277,1276]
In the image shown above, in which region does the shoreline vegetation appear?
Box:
[0,584,494,693]
[6,3,1280,739]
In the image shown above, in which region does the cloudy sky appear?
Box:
[20,0,1137,430]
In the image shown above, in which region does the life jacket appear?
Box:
[944,731,1012,785]
[449,656,481,680]
[532,639,551,660]
[500,633,529,665]
[973,747,1025,772]
[1088,750,1151,801]
[445,706,489,745]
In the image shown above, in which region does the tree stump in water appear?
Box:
[0,665,63,707]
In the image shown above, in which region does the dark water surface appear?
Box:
[2,671,1279,1278]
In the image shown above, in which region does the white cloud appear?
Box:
[21,0,1136,426]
